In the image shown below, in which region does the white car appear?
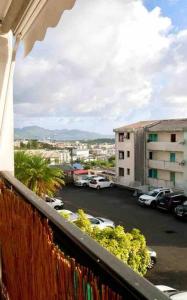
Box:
[45,196,64,210]
[147,247,157,269]
[59,209,115,229]
[156,285,187,299]
[87,216,115,229]
[74,175,97,187]
[58,209,78,221]
[138,188,172,208]
[89,176,114,189]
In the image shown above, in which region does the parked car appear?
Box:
[157,193,187,212]
[58,209,78,221]
[74,175,97,187]
[174,201,187,220]
[87,216,115,229]
[89,176,114,189]
[156,285,187,299]
[45,196,64,210]
[138,188,172,208]
[59,209,115,229]
[147,247,157,269]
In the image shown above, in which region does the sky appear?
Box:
[14,0,187,134]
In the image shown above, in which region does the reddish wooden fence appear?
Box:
[0,182,121,300]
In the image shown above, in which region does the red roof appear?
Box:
[73,170,88,175]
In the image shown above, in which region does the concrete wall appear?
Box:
[148,131,184,142]
[134,129,146,185]
[183,131,187,195]
[147,168,184,190]
[115,132,135,186]
[148,151,184,162]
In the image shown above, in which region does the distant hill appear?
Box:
[14,126,114,141]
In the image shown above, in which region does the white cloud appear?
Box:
[14,0,187,133]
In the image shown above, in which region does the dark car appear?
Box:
[174,201,187,220]
[157,193,187,212]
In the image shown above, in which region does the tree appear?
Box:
[72,209,150,276]
[15,151,64,197]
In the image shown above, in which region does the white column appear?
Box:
[0,32,15,174]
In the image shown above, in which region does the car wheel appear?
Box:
[147,258,156,269]
[83,183,87,187]
[151,201,156,208]
[97,185,101,190]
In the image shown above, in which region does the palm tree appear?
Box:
[15,151,64,198]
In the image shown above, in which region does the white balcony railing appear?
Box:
[148,159,185,172]
[147,142,184,152]
[147,177,175,189]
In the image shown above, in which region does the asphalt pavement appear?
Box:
[58,185,187,291]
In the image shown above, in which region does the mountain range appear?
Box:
[14,126,113,141]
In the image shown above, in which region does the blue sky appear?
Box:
[14,0,187,134]
[145,0,187,30]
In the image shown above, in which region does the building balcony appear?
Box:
[148,159,185,172]
[147,177,175,189]
[0,171,167,300]
[147,141,184,152]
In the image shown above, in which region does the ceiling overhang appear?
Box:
[0,0,76,55]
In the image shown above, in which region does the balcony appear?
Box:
[147,177,175,189]
[0,171,168,300]
[147,142,184,152]
[148,159,184,172]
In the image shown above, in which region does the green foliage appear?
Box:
[59,211,71,219]
[83,156,115,169]
[82,139,115,144]
[15,151,65,197]
[18,140,62,150]
[68,210,150,276]
[74,209,92,232]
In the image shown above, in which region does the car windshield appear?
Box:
[149,191,159,197]
[90,180,97,184]
[96,218,104,222]
[88,218,100,224]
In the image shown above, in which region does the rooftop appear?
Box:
[114,118,187,132]
[148,118,187,132]
[113,121,158,132]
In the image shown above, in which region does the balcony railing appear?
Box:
[147,141,184,152]
[148,159,184,172]
[0,171,168,300]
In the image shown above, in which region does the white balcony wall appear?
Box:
[148,160,184,173]
[0,32,14,173]
[148,131,184,142]
[147,142,184,152]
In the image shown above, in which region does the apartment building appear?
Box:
[114,119,187,194]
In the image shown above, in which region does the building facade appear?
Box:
[114,119,187,194]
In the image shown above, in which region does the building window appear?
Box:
[148,168,157,179]
[127,168,130,175]
[148,133,158,142]
[119,133,124,142]
[170,172,175,184]
[170,153,176,162]
[171,134,176,142]
[127,150,130,157]
[126,132,130,139]
[149,152,153,160]
[119,167,124,177]
[119,151,124,160]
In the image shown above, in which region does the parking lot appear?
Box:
[58,185,187,290]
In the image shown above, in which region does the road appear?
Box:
[58,185,187,290]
